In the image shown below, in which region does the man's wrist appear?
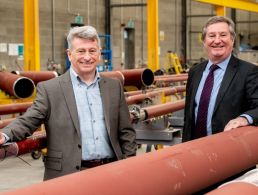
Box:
[240,114,253,125]
[1,133,9,144]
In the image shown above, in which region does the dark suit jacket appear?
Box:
[183,55,258,142]
[2,71,137,180]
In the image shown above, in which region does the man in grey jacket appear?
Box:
[0,25,137,180]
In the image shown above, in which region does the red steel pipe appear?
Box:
[0,131,46,160]
[12,71,58,85]
[154,75,188,82]
[100,71,125,85]
[2,126,258,195]
[101,68,154,88]
[0,71,35,98]
[154,73,188,80]
[126,86,185,105]
[125,85,185,97]
[143,99,185,120]
[0,102,32,115]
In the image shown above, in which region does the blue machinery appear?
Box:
[98,34,112,72]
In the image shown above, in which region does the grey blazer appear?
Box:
[2,71,137,180]
[183,55,258,142]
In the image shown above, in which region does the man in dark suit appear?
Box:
[0,26,137,180]
[183,16,258,142]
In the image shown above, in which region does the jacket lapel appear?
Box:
[190,62,207,110]
[59,71,80,137]
[99,77,111,134]
[213,55,238,113]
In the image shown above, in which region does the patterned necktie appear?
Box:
[193,64,219,139]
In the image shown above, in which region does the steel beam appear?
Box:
[147,0,159,71]
[24,0,41,70]
[195,0,258,13]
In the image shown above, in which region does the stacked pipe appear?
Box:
[154,74,188,87]
[100,68,154,89]
[0,99,186,159]
[1,126,258,195]
[126,86,185,105]
[0,71,35,99]
[0,102,32,115]
[12,71,58,85]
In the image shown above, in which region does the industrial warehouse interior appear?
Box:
[0,0,258,194]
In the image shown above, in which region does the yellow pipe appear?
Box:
[147,0,159,71]
[24,0,41,71]
[195,0,258,13]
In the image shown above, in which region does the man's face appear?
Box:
[67,37,101,76]
[203,22,234,64]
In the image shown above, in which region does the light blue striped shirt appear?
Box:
[70,68,115,160]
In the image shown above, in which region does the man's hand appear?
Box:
[224,117,249,131]
[0,133,5,145]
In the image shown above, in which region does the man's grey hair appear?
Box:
[201,16,236,41]
[67,25,101,50]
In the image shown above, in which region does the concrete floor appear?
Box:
[0,145,151,193]
[0,153,44,192]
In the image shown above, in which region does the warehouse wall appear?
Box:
[0,0,258,73]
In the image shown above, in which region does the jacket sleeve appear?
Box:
[1,82,48,141]
[117,81,137,157]
[243,65,258,125]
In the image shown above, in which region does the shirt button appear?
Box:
[96,137,99,140]
[92,120,95,123]
[89,103,92,106]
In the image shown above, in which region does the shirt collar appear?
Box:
[70,67,100,85]
[207,54,231,71]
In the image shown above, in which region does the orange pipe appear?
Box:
[2,126,258,195]
[126,86,185,105]
[143,100,185,120]
[0,71,35,98]
[0,102,32,115]
[154,73,188,79]
[100,71,125,85]
[154,75,188,82]
[101,68,154,89]
[12,71,58,85]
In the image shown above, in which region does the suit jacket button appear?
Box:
[76,165,80,170]
[78,144,81,149]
